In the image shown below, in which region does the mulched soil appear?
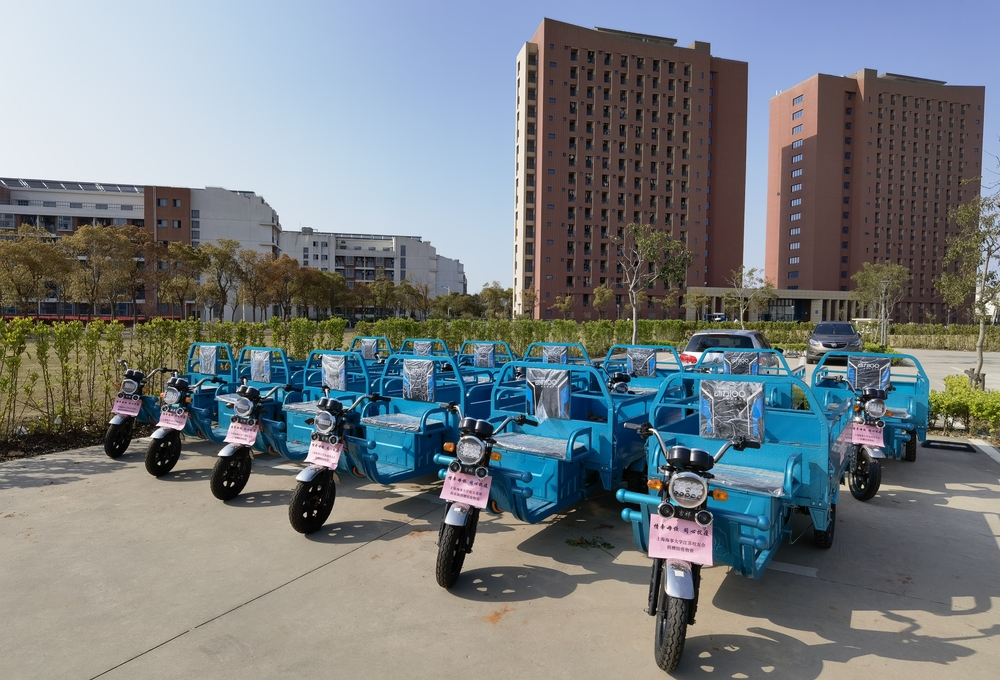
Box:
[0,422,156,462]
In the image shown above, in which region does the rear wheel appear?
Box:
[654,593,691,672]
[903,435,917,462]
[849,447,881,501]
[288,471,336,534]
[210,449,252,500]
[144,430,182,476]
[104,419,134,459]
[814,503,837,549]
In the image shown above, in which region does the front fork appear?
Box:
[439,501,480,553]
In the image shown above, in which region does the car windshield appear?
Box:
[814,324,856,336]
[686,335,754,351]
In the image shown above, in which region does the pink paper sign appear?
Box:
[305,440,343,469]
[648,517,713,566]
[112,397,142,417]
[851,423,885,447]
[225,421,259,446]
[440,470,492,509]
[158,409,188,431]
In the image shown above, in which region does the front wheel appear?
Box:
[210,449,252,500]
[104,419,134,459]
[654,594,691,672]
[849,447,881,501]
[435,507,479,589]
[288,471,336,534]
[145,430,182,476]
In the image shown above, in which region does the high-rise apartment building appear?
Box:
[765,69,986,323]
[512,19,748,319]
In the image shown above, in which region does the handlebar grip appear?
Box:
[521,418,538,428]
[370,394,389,403]
[285,384,300,392]
[623,422,642,431]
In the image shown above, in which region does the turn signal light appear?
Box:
[490,452,502,461]
[712,489,729,501]
[185,397,192,403]
[115,381,121,388]
[885,410,894,417]
[647,478,664,490]
[443,442,455,453]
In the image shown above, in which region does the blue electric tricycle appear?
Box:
[431,360,658,588]
[811,351,929,501]
[208,347,300,500]
[616,357,853,672]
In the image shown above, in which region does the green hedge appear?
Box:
[930,374,1000,438]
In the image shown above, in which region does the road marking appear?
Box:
[769,561,818,578]
[969,439,1000,466]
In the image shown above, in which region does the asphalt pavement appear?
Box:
[2,426,1000,679]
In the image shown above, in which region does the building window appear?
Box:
[156,219,167,228]
[789,227,801,235]
[789,257,800,264]
[790,198,802,207]
[792,153,803,163]
[790,213,802,221]
[191,220,200,229]
[791,183,803,192]
[792,139,803,149]
[191,209,200,218]
[789,242,801,250]
[792,124,803,135]
[788,271,799,279]
[172,220,181,228]
[792,94,804,106]
[841,271,848,278]
[156,198,167,207]
[173,199,181,208]
[792,110,804,120]
[57,216,72,231]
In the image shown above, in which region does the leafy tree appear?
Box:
[851,262,910,347]
[723,266,778,330]
[266,255,300,320]
[235,249,274,321]
[369,275,397,319]
[118,225,165,323]
[0,225,69,317]
[160,242,202,319]
[399,278,432,320]
[480,281,513,319]
[62,225,135,320]
[939,189,1000,386]
[196,239,241,320]
[519,286,537,319]
[549,294,575,319]
[686,291,713,320]
[612,222,692,343]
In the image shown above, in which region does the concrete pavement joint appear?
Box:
[87,503,441,680]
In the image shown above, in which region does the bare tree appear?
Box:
[723,266,777,329]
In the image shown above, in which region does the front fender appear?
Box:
[151,427,172,440]
[865,446,887,459]
[218,444,246,458]
[295,465,331,483]
[444,502,472,526]
[108,414,131,426]
[664,559,695,600]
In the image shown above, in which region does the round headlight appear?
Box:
[668,472,708,509]
[121,379,139,395]
[234,397,253,418]
[314,411,335,435]
[456,436,486,465]
[865,398,887,419]
[163,386,182,405]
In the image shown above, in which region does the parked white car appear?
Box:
[679,330,776,366]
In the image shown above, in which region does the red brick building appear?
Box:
[512,19,748,319]
[765,69,986,323]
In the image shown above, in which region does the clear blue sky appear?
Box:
[3,0,997,292]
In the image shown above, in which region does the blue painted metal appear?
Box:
[213,347,297,454]
[437,360,656,524]
[181,343,237,443]
[599,344,685,392]
[618,371,852,580]
[352,353,491,485]
[397,337,452,357]
[811,351,930,460]
[455,340,518,379]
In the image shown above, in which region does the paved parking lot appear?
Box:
[2,430,999,679]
